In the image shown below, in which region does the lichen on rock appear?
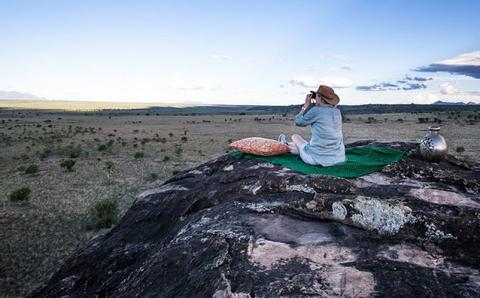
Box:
[349,196,416,235]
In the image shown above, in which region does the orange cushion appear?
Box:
[229,137,290,156]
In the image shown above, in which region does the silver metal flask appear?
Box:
[419,126,448,162]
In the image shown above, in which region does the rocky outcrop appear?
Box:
[30,141,480,297]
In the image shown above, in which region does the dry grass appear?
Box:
[0,109,479,296]
[0,100,190,111]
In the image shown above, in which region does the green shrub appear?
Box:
[38,147,52,159]
[134,152,144,159]
[24,164,39,175]
[147,172,159,181]
[67,144,82,158]
[60,159,76,171]
[456,146,465,153]
[163,156,170,162]
[86,198,119,230]
[8,187,31,202]
[97,144,108,151]
[181,136,188,142]
[175,147,182,155]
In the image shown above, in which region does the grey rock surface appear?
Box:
[30,141,480,297]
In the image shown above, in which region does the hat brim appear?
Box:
[321,93,340,106]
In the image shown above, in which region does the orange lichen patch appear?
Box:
[229,137,289,156]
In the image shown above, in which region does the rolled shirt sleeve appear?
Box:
[295,109,316,127]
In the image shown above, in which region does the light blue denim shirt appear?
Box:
[294,104,346,166]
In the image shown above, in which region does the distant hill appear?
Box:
[432,100,478,105]
[0,90,44,100]
[2,100,480,115]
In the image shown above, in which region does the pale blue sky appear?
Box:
[1,0,480,105]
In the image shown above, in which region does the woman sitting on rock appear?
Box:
[279,85,346,166]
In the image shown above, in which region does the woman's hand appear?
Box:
[300,93,312,115]
[305,93,313,106]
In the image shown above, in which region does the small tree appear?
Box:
[9,187,31,202]
[97,144,107,151]
[60,159,76,171]
[86,198,119,230]
[24,164,39,175]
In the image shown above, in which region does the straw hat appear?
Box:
[317,85,340,106]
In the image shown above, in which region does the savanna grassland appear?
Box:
[1,107,479,296]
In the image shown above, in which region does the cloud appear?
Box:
[439,82,480,96]
[340,65,353,71]
[357,81,426,91]
[416,51,480,79]
[289,76,353,89]
[321,76,353,88]
[357,74,432,91]
[403,83,427,90]
[439,83,457,95]
[404,75,432,82]
[289,76,319,88]
[210,53,232,60]
[330,54,346,59]
[0,90,43,100]
[412,92,439,104]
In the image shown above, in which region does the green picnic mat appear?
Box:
[229,146,409,178]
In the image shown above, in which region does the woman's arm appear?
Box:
[299,93,313,115]
[295,94,316,126]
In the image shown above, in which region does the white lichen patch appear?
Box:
[175,216,211,240]
[247,163,275,170]
[188,169,203,175]
[223,165,234,171]
[350,196,416,235]
[212,289,251,298]
[410,188,480,208]
[305,200,317,210]
[332,201,348,220]
[244,203,274,213]
[213,273,252,298]
[286,184,316,194]
[424,222,456,240]
[353,173,393,188]
[243,181,263,195]
[135,184,189,203]
[353,173,431,189]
